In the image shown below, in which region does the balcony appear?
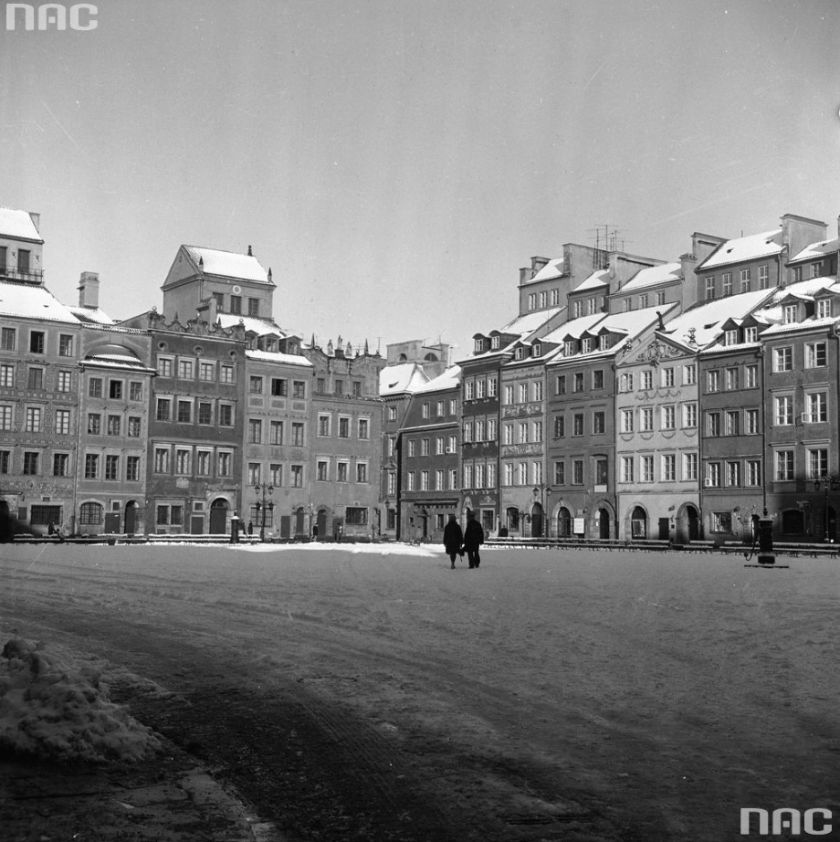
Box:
[0,266,44,283]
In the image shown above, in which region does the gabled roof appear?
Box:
[499,307,563,337]
[0,281,80,324]
[413,365,461,394]
[379,363,430,396]
[699,229,782,270]
[789,237,840,264]
[0,207,42,242]
[618,261,682,292]
[183,245,270,283]
[656,288,774,350]
[68,304,114,325]
[571,269,610,293]
[528,258,566,283]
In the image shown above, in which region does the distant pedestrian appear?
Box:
[463,511,484,569]
[248,521,254,536]
[443,514,464,569]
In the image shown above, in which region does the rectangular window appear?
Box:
[640,455,654,483]
[122,455,139,482]
[621,456,634,483]
[338,462,348,483]
[706,412,721,437]
[705,276,715,300]
[0,405,11,430]
[573,414,584,436]
[775,450,794,481]
[271,464,283,486]
[219,364,234,384]
[683,364,696,385]
[745,408,759,434]
[156,398,171,422]
[725,367,738,390]
[108,380,122,399]
[54,409,70,435]
[555,376,565,396]
[725,410,739,436]
[157,357,173,377]
[773,347,793,372]
[726,461,740,487]
[572,460,584,485]
[53,453,69,476]
[199,361,215,381]
[640,407,654,432]
[27,367,43,390]
[661,406,676,430]
[553,416,564,438]
[0,327,16,351]
[358,418,369,439]
[706,370,720,392]
[745,364,758,388]
[641,370,653,391]
[806,392,828,423]
[293,380,306,399]
[105,455,119,481]
[154,448,170,473]
[58,334,73,356]
[219,404,233,426]
[683,452,698,481]
[87,413,101,435]
[177,359,194,380]
[127,416,141,437]
[175,400,191,423]
[682,402,697,428]
[0,364,14,388]
[317,460,328,481]
[196,451,211,477]
[250,375,264,394]
[218,451,231,477]
[774,395,793,426]
[746,460,761,486]
[292,422,305,446]
[621,409,634,433]
[707,462,721,487]
[722,272,732,296]
[84,453,99,479]
[661,367,675,388]
[740,267,751,292]
[593,411,605,434]
[129,381,143,401]
[198,402,212,425]
[23,451,39,475]
[25,406,41,433]
[805,342,827,368]
[248,419,262,443]
[554,461,565,485]
[230,295,241,314]
[29,330,45,354]
[808,448,829,479]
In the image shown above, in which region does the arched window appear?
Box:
[557,507,572,537]
[631,506,647,539]
[79,502,103,525]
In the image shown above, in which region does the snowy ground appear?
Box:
[1,542,838,840]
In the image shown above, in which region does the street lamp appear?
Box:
[254,482,274,542]
[814,476,836,543]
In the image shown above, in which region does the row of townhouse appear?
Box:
[0,208,397,538]
[399,213,840,544]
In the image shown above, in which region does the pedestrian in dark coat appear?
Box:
[443,514,464,569]
[463,511,484,568]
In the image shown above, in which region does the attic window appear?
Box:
[515,347,526,360]
[744,326,758,343]
[474,338,485,354]
[532,343,541,357]
[491,335,501,350]
[581,337,593,353]
[783,304,798,324]
[724,329,738,346]
[564,340,575,356]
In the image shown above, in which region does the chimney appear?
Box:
[531,256,550,274]
[77,271,100,309]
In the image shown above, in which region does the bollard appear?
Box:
[757,514,775,565]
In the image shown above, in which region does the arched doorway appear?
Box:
[316,508,327,540]
[631,506,647,539]
[686,505,700,541]
[531,502,544,537]
[124,501,138,535]
[598,508,610,539]
[505,507,519,534]
[295,507,306,537]
[209,498,228,534]
[557,507,572,538]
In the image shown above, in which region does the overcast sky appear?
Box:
[1,0,838,359]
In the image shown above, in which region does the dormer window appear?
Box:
[811,261,824,279]
[817,299,832,320]
[515,347,526,361]
[599,334,610,350]
[724,329,738,346]
[474,337,486,354]
[744,326,758,343]
[491,335,501,350]
[581,337,593,353]
[564,340,575,356]
[783,304,798,324]
[532,342,541,357]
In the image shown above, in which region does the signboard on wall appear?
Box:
[573,517,585,535]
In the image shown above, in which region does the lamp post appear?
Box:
[814,476,836,543]
[254,482,274,542]
[532,484,552,537]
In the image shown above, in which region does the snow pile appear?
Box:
[0,637,161,762]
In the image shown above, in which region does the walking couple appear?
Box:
[443,511,484,569]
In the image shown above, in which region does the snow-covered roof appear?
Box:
[619,262,682,292]
[758,316,838,338]
[0,281,80,324]
[699,230,782,270]
[216,313,284,336]
[68,305,114,325]
[245,349,312,367]
[572,269,610,292]
[657,288,773,349]
[184,246,270,283]
[379,363,430,396]
[499,306,563,337]
[82,347,156,372]
[527,258,565,283]
[413,365,461,394]
[789,237,840,264]
[0,207,42,242]
[542,313,606,344]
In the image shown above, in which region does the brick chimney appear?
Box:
[77,271,100,309]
